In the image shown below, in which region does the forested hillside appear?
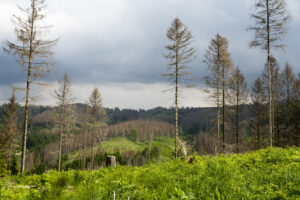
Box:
[0,0,300,199]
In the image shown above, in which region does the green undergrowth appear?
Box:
[1,147,299,199]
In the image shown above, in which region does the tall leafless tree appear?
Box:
[3,0,58,173]
[55,73,73,172]
[227,67,248,153]
[82,103,90,170]
[262,56,282,145]
[281,63,296,143]
[203,34,233,153]
[89,88,105,169]
[248,0,290,147]
[250,77,267,149]
[162,17,195,158]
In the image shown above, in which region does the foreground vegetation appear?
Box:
[1,147,299,199]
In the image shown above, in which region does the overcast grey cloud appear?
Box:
[0,0,299,108]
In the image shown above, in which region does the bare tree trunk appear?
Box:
[91,119,95,170]
[236,83,239,153]
[83,129,86,170]
[286,81,290,144]
[7,129,12,170]
[266,0,273,147]
[175,62,178,158]
[217,46,221,154]
[257,115,260,149]
[217,96,220,153]
[222,66,225,152]
[21,3,35,174]
[58,105,64,172]
[21,58,31,174]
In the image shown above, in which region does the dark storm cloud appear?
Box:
[0,0,299,88]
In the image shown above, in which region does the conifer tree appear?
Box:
[3,0,58,173]
[281,63,296,143]
[82,103,90,170]
[162,17,195,157]
[248,0,290,147]
[227,67,248,153]
[262,56,282,145]
[89,88,105,169]
[250,77,267,149]
[203,34,233,153]
[55,73,73,172]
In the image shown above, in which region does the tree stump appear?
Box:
[106,156,116,167]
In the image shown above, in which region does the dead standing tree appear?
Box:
[262,56,282,145]
[89,88,105,169]
[281,63,296,144]
[227,67,248,153]
[55,73,73,172]
[203,34,233,153]
[248,0,290,147]
[3,0,58,173]
[250,77,267,149]
[162,18,195,158]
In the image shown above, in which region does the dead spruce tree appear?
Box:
[203,34,233,153]
[82,103,90,170]
[55,73,73,172]
[3,0,58,173]
[0,92,19,170]
[227,67,248,153]
[281,63,296,144]
[262,56,282,145]
[89,88,105,169]
[248,0,290,147]
[250,77,267,149]
[162,17,195,158]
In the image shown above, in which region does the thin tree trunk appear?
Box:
[58,85,66,172]
[222,65,225,152]
[21,3,35,174]
[286,82,290,144]
[58,124,62,172]
[83,128,86,170]
[257,112,260,149]
[175,62,178,158]
[236,83,239,153]
[58,107,64,172]
[217,95,220,154]
[266,0,273,147]
[91,119,95,170]
[217,43,221,154]
[7,128,12,170]
[21,57,31,174]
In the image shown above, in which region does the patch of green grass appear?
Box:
[100,137,147,152]
[2,147,299,200]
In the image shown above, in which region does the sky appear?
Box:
[0,0,299,109]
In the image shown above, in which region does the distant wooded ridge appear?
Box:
[0,103,252,135]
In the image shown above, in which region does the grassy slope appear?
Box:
[67,136,175,162]
[1,147,299,200]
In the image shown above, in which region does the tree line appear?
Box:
[162,0,297,155]
[0,0,299,174]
